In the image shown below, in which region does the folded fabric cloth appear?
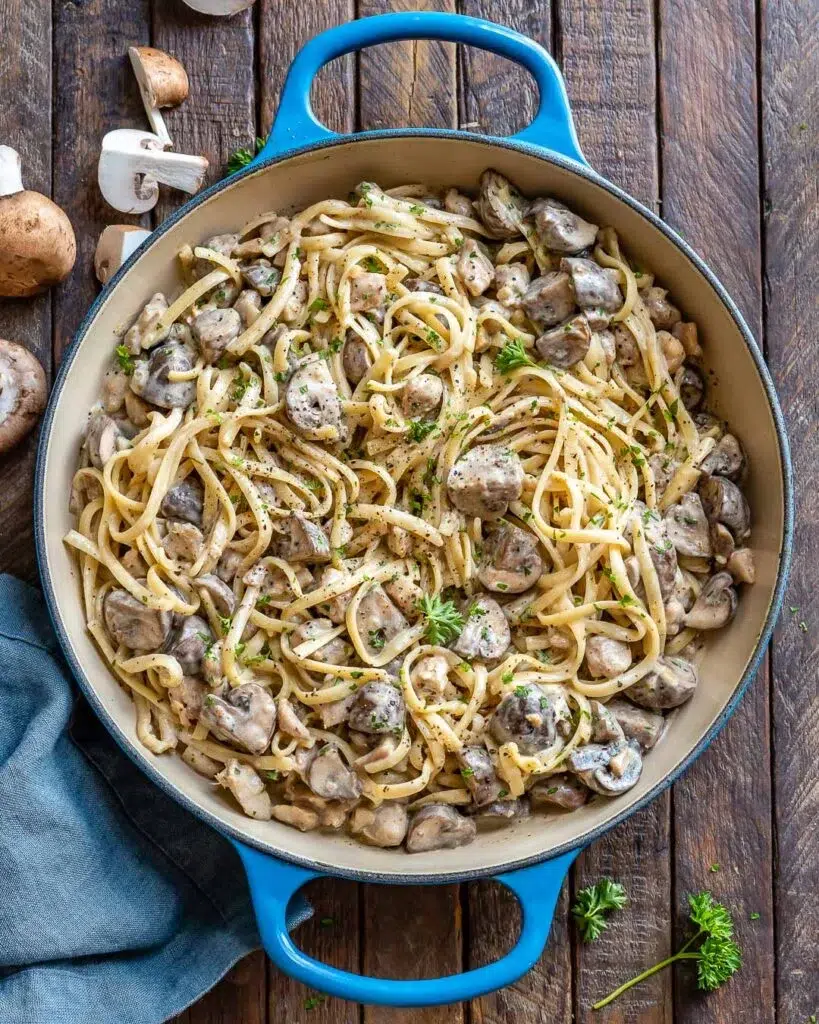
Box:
[0,574,266,1024]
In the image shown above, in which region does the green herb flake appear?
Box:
[115,345,135,375]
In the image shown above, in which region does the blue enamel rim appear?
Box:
[34,129,793,886]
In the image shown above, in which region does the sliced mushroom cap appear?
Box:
[131,340,197,409]
[191,307,242,364]
[160,476,204,526]
[627,655,698,710]
[585,636,633,680]
[710,521,735,566]
[234,288,262,327]
[637,505,679,600]
[272,511,331,562]
[648,454,680,502]
[528,197,598,253]
[164,614,211,675]
[494,262,530,306]
[475,170,526,239]
[290,617,349,665]
[588,699,626,743]
[401,373,444,419]
[490,683,571,754]
[665,492,712,558]
[239,258,280,297]
[308,745,362,801]
[534,312,592,368]
[285,358,344,439]
[0,339,47,454]
[456,745,502,807]
[348,681,405,736]
[605,699,665,751]
[350,803,409,848]
[216,760,272,821]
[200,681,277,755]
[446,443,524,520]
[642,286,681,330]
[570,739,643,796]
[684,571,737,630]
[560,257,622,314]
[456,238,495,297]
[86,411,125,469]
[103,587,172,651]
[678,365,705,411]
[317,691,357,729]
[530,774,590,811]
[342,333,372,386]
[406,803,477,852]
[478,522,543,594]
[216,547,243,583]
[356,584,409,657]
[699,433,745,482]
[697,475,751,541]
[727,547,755,584]
[195,573,236,617]
[452,595,511,662]
[471,797,531,825]
[521,271,576,327]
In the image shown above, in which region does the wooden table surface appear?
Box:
[1,0,816,1021]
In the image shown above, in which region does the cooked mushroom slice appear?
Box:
[194,233,239,277]
[317,691,357,729]
[209,281,240,309]
[200,682,276,755]
[637,505,679,600]
[272,512,331,563]
[535,313,592,368]
[489,683,571,754]
[192,576,234,620]
[308,745,363,801]
[216,547,243,583]
[342,334,372,386]
[191,307,242,364]
[289,617,348,665]
[349,271,387,313]
[521,272,576,327]
[585,636,633,680]
[131,340,197,409]
[86,412,125,469]
[405,276,444,295]
[402,373,444,419]
[124,293,170,354]
[699,433,745,481]
[167,674,206,728]
[447,443,524,520]
[356,585,409,657]
[276,698,310,742]
[528,197,598,254]
[678,365,705,411]
[285,359,343,439]
[216,760,272,821]
[456,238,495,297]
[727,547,755,584]
[588,699,626,743]
[642,286,681,329]
[161,521,203,563]
[453,595,511,662]
[348,681,405,736]
[710,521,735,566]
[456,746,502,807]
[648,453,680,501]
[316,566,354,624]
[697,475,751,541]
[163,614,211,675]
[160,476,204,526]
[627,655,698,709]
[406,803,477,853]
[571,739,643,796]
[494,262,530,307]
[383,576,424,620]
[240,258,280,297]
[477,522,543,594]
[350,803,409,848]
[234,288,262,327]
[665,492,712,558]
[605,699,665,751]
[560,257,622,315]
[530,774,590,811]
[684,572,737,630]
[103,588,172,651]
[475,170,526,239]
[443,187,473,217]
[472,797,531,825]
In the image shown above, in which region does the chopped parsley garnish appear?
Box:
[308,296,329,314]
[115,345,135,375]
[407,419,438,443]
[368,628,386,650]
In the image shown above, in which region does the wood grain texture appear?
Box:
[658,2,774,1022]
[0,0,52,581]
[761,0,819,1019]
[174,952,267,1024]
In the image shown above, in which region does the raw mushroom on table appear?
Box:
[0,340,47,453]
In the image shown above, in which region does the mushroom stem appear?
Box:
[0,146,24,198]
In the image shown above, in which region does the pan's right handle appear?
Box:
[252,11,586,166]
[233,838,578,1007]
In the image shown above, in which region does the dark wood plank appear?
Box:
[0,0,53,581]
[658,2,775,1022]
[761,0,819,1019]
[555,3,673,1020]
[173,952,267,1024]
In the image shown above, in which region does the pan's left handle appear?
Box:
[232,838,577,1007]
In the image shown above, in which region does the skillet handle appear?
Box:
[253,12,585,165]
[233,838,577,1007]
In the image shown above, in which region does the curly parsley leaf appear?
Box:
[571,879,628,943]
[417,594,465,646]
[495,338,537,375]
[226,137,265,175]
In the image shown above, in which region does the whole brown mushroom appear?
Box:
[0,339,47,453]
[0,146,76,297]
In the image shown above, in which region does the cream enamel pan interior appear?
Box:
[36,135,792,882]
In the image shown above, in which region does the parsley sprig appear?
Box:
[417,594,465,646]
[593,891,742,1009]
[495,338,537,374]
[226,137,264,174]
[572,879,628,942]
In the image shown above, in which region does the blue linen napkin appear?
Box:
[0,574,268,1024]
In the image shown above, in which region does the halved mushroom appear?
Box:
[0,340,47,454]
[85,411,125,469]
[494,262,530,306]
[200,682,276,755]
[271,512,331,563]
[401,373,444,419]
[568,738,643,796]
[131,339,197,409]
[534,312,592,368]
[471,798,531,825]
[560,257,622,316]
[699,433,745,481]
[528,197,598,253]
[697,475,751,541]
[348,681,405,736]
[475,170,526,239]
[521,272,576,327]
[167,675,206,728]
[477,521,543,594]
[456,238,495,297]
[289,618,349,665]
[350,803,409,848]
[164,614,211,675]
[216,760,271,820]
[529,774,590,811]
[456,745,502,807]
[585,636,633,679]
[627,655,698,709]
[349,271,387,313]
[160,476,204,526]
[406,803,477,852]
[356,585,408,657]
[191,307,241,364]
[642,286,681,330]
[727,547,755,584]
[128,46,189,148]
[342,334,372,386]
[490,683,572,754]
[665,492,712,558]
[308,745,362,801]
[285,359,344,439]
[103,587,172,651]
[605,699,665,751]
[684,571,737,630]
[94,225,152,285]
[452,595,511,662]
[98,129,208,216]
[678,365,705,411]
[447,443,524,520]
